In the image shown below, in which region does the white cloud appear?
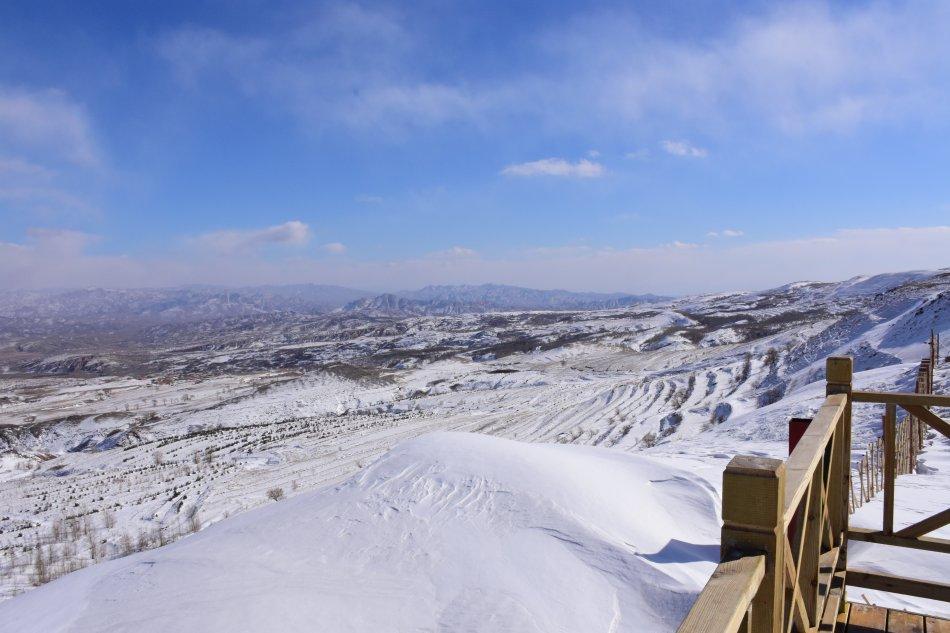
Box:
[323,242,347,254]
[429,245,477,259]
[661,140,707,158]
[534,2,950,136]
[0,157,54,179]
[193,220,312,254]
[501,158,605,178]
[708,229,744,238]
[0,187,97,216]
[155,3,950,137]
[625,149,649,160]
[158,7,485,133]
[0,87,100,167]
[355,194,383,204]
[5,225,947,295]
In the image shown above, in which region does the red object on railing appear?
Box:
[789,417,813,454]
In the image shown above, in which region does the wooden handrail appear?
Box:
[851,390,950,407]
[782,393,846,526]
[677,556,765,633]
[678,349,948,632]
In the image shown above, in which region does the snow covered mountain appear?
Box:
[0,284,375,324]
[0,268,948,625]
[344,284,667,315]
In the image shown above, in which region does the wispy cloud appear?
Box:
[0,87,101,167]
[708,229,744,238]
[0,187,98,217]
[429,245,477,259]
[355,194,384,204]
[155,3,950,137]
[0,157,55,179]
[323,242,347,254]
[661,140,707,158]
[3,226,949,294]
[157,6,485,133]
[193,220,312,254]
[501,158,605,178]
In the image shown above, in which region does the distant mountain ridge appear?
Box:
[344,284,669,315]
[0,283,668,325]
[0,284,375,324]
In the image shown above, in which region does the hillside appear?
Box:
[0,268,948,622]
[0,433,720,632]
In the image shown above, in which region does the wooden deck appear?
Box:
[841,603,950,633]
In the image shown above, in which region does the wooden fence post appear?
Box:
[826,357,851,534]
[826,356,851,612]
[883,403,896,534]
[721,456,786,633]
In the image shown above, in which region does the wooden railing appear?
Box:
[679,344,950,633]
[849,355,932,513]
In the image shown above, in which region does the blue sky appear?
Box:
[1,0,949,293]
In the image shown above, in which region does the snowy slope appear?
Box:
[0,433,720,633]
[1,269,948,619]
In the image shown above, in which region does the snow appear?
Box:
[0,432,720,633]
[1,270,949,627]
[849,432,950,618]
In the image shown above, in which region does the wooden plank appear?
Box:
[835,603,851,633]
[901,405,950,442]
[847,527,950,554]
[894,508,950,539]
[802,464,824,620]
[818,570,845,631]
[784,394,847,525]
[784,539,812,633]
[885,610,923,633]
[676,556,765,633]
[847,603,886,633]
[847,568,950,602]
[884,404,896,534]
[926,616,950,633]
[818,546,841,602]
[851,391,950,407]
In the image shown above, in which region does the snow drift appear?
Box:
[0,432,720,633]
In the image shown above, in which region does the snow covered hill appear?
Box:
[0,268,948,623]
[0,433,720,633]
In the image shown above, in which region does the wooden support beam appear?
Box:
[825,356,851,613]
[901,405,950,442]
[884,404,896,535]
[676,556,765,633]
[846,568,950,602]
[851,391,950,407]
[817,571,845,632]
[721,455,786,633]
[798,465,823,624]
[846,527,950,554]
[894,508,950,539]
